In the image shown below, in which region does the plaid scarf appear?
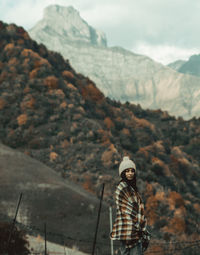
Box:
[110,181,150,249]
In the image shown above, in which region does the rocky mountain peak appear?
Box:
[29,5,200,119]
[30,4,107,47]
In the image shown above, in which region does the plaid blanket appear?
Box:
[110,181,150,249]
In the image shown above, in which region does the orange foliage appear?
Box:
[82,175,94,193]
[104,117,114,129]
[154,141,165,153]
[20,95,35,110]
[21,49,40,58]
[109,143,117,153]
[134,116,155,131]
[122,128,130,136]
[0,98,6,110]
[155,191,165,201]
[26,97,35,109]
[8,57,18,66]
[17,114,27,126]
[61,139,69,149]
[101,144,117,168]
[168,191,185,210]
[163,217,185,234]
[152,157,160,163]
[193,203,200,213]
[73,114,82,121]
[44,76,59,89]
[0,71,8,82]
[177,157,190,168]
[66,83,77,91]
[20,30,30,40]
[17,39,24,45]
[151,157,170,176]
[29,68,40,79]
[21,49,50,70]
[173,146,184,155]
[33,58,50,68]
[147,244,164,255]
[137,147,149,159]
[54,89,65,98]
[4,43,15,51]
[170,155,182,175]
[50,152,58,161]
[145,195,159,225]
[9,66,16,73]
[101,149,113,168]
[174,207,186,218]
[98,129,110,145]
[60,101,67,109]
[77,106,85,114]
[151,157,166,168]
[62,70,74,79]
[145,183,153,196]
[22,58,30,69]
[81,83,104,102]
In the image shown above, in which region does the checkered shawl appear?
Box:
[110,181,150,248]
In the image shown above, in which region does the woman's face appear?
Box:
[125,168,135,180]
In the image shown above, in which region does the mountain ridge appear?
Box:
[29,5,200,119]
[178,54,200,76]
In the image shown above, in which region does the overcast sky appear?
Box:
[1,0,199,64]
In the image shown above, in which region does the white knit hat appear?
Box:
[119,156,136,177]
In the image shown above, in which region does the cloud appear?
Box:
[133,43,199,64]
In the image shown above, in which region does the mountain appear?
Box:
[1,20,200,254]
[167,59,186,71]
[29,5,200,120]
[168,54,200,77]
[178,54,200,77]
[29,5,107,48]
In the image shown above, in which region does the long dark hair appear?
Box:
[120,171,138,192]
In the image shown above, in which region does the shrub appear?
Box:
[0,98,6,110]
[44,75,59,89]
[81,83,104,102]
[104,117,114,129]
[0,222,30,255]
[17,114,27,126]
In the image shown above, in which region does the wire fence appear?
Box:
[1,192,200,255]
[1,218,200,255]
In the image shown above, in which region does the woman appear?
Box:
[110,156,150,255]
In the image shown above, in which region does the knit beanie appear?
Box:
[119,156,136,177]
